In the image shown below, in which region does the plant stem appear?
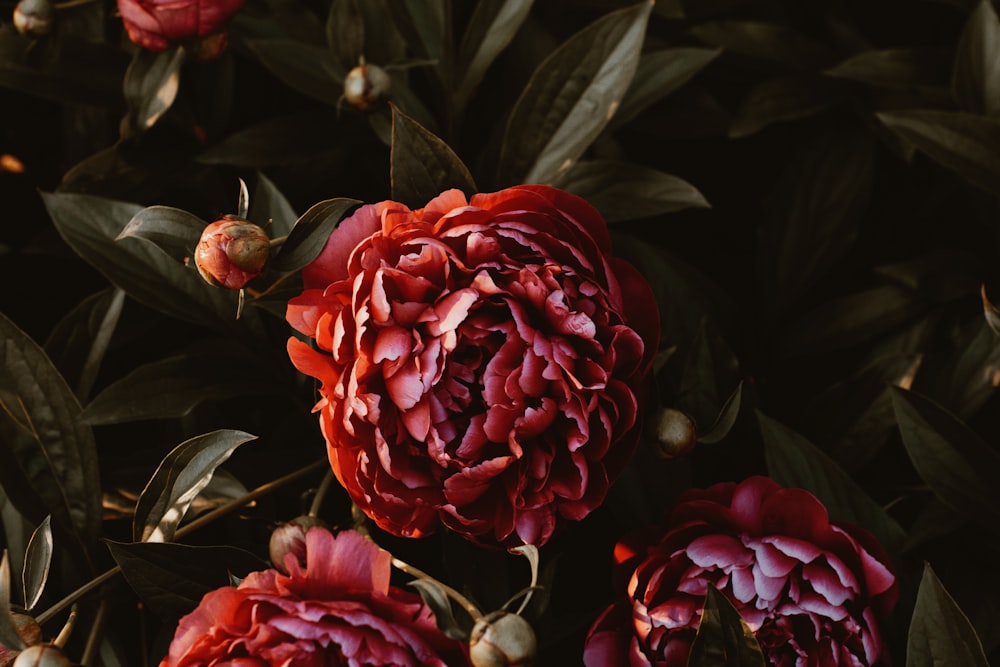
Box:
[307,471,336,518]
[390,556,483,622]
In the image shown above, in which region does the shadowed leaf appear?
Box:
[249,172,297,237]
[689,20,833,69]
[244,39,344,106]
[120,46,185,139]
[953,0,1000,115]
[688,587,766,667]
[729,75,841,138]
[327,0,364,71]
[21,516,51,612]
[116,206,206,263]
[0,551,24,651]
[272,198,362,272]
[907,563,990,667]
[409,578,470,640]
[455,0,534,109]
[391,104,476,208]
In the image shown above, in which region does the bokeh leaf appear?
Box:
[116,206,206,263]
[120,46,185,140]
[21,516,51,612]
[689,20,833,69]
[326,0,365,72]
[729,75,841,138]
[390,103,476,208]
[952,0,1000,115]
[134,430,258,543]
[455,0,534,108]
[244,39,344,106]
[498,1,652,185]
[907,563,990,667]
[824,48,952,93]
[688,586,766,667]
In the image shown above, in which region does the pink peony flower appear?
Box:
[160,528,471,666]
[286,185,659,547]
[117,0,243,52]
[194,216,270,290]
[583,476,898,667]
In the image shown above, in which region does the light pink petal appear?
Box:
[686,534,753,569]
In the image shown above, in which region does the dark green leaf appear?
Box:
[688,587,766,667]
[729,75,841,138]
[917,316,1000,419]
[982,283,1000,335]
[824,48,952,92]
[0,551,24,651]
[116,206,206,263]
[608,47,721,131]
[498,1,653,185]
[0,312,101,554]
[455,0,534,109]
[890,387,1000,531]
[555,160,709,222]
[677,319,740,430]
[248,172,298,237]
[391,104,477,208]
[80,342,282,425]
[197,110,348,167]
[106,541,267,619]
[237,179,250,219]
[698,380,747,445]
[326,0,365,71]
[904,497,967,552]
[408,578,470,641]
[390,0,448,82]
[759,411,906,556]
[44,288,121,399]
[74,288,126,403]
[354,0,408,67]
[244,39,345,106]
[120,46,185,140]
[760,129,875,311]
[907,563,990,667]
[689,20,833,69]
[21,516,51,612]
[271,198,362,272]
[874,250,980,304]
[952,0,1000,115]
[876,110,1000,198]
[134,430,258,543]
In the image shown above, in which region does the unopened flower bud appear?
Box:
[194,215,270,289]
[649,407,697,459]
[469,611,536,667]
[343,62,391,111]
[13,0,52,37]
[187,31,228,62]
[11,645,69,667]
[269,515,328,574]
[0,613,43,667]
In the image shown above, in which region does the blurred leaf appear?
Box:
[80,341,282,425]
[877,110,1000,198]
[106,541,267,619]
[907,563,990,667]
[390,0,448,82]
[760,129,875,311]
[953,0,1000,115]
[689,20,833,69]
[197,110,349,167]
[498,1,653,185]
[699,379,748,445]
[408,578,470,640]
[248,172,298,237]
[354,0,408,67]
[608,47,721,131]
[326,0,364,71]
[229,0,326,43]
[688,586,766,667]
[134,430,258,543]
[116,206,206,263]
[982,284,1000,335]
[890,387,1000,531]
[874,250,979,304]
[0,551,24,651]
[555,160,709,222]
[271,198,362,272]
[21,516,51,613]
[120,46,185,140]
[44,288,121,398]
[455,0,534,109]
[677,319,740,430]
[904,497,967,552]
[924,317,1000,418]
[244,39,345,106]
[74,288,126,404]
[824,48,952,92]
[759,411,906,556]
[41,192,263,338]
[729,75,841,138]
[390,103,477,208]
[0,312,101,555]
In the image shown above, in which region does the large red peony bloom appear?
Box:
[160,528,471,666]
[286,186,659,547]
[117,0,243,52]
[583,476,898,667]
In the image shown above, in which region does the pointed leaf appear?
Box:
[21,516,51,612]
[508,544,539,616]
[907,563,990,667]
[689,21,833,69]
[237,178,250,219]
[729,75,841,138]
[698,380,747,445]
[0,551,25,652]
[120,46,185,139]
[982,283,1000,335]
[824,48,952,92]
[455,0,534,108]
[75,288,126,403]
[326,0,364,72]
[116,206,206,263]
[555,160,709,222]
[244,39,345,106]
[44,288,122,400]
[876,110,1000,198]
[688,586,766,667]
[134,430,258,543]
[952,0,1000,115]
[498,1,652,185]
[759,411,906,556]
[249,172,298,237]
[390,0,448,83]
[197,110,348,167]
[677,319,740,430]
[271,198,363,272]
[408,578,469,640]
[0,312,101,553]
[106,541,267,619]
[889,387,1000,531]
[391,103,477,208]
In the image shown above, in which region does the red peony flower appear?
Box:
[160,528,471,666]
[286,186,659,547]
[583,476,898,667]
[194,216,270,289]
[117,0,243,52]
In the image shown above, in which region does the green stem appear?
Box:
[308,470,336,518]
[390,556,483,622]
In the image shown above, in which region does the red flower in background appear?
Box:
[160,528,471,666]
[117,0,243,52]
[286,185,659,547]
[584,476,897,667]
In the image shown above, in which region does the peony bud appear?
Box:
[469,611,536,667]
[11,646,69,667]
[343,62,391,111]
[194,215,270,289]
[648,407,697,459]
[12,0,53,37]
[268,515,328,574]
[0,613,43,667]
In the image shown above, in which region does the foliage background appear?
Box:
[1,0,999,664]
